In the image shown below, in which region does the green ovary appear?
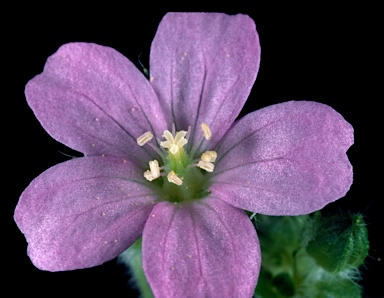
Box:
[161,149,211,203]
[139,126,216,203]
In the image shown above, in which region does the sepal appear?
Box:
[254,212,369,298]
[118,238,154,298]
[306,213,369,273]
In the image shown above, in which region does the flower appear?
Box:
[14,13,353,297]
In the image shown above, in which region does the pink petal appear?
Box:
[150,13,260,149]
[211,101,353,215]
[14,156,156,271]
[142,198,260,298]
[26,43,167,163]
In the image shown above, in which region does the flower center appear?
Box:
[136,123,217,203]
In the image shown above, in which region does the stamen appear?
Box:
[149,160,160,179]
[190,123,213,158]
[197,160,215,172]
[201,123,212,140]
[167,171,183,186]
[137,131,153,146]
[144,170,155,181]
[201,151,217,163]
[144,160,161,182]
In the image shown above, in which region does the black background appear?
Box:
[5,3,381,297]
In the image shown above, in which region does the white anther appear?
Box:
[144,170,155,181]
[144,160,160,182]
[201,123,212,140]
[149,160,160,179]
[201,151,217,163]
[160,130,188,154]
[167,171,183,186]
[137,131,153,146]
[197,161,215,172]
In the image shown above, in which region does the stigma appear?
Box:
[160,130,188,154]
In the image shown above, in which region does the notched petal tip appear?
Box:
[213,101,354,216]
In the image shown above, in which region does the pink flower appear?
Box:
[14,13,353,297]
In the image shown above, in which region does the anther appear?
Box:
[201,123,212,140]
[201,151,217,163]
[144,160,161,181]
[144,170,155,181]
[149,160,160,179]
[167,171,183,186]
[197,160,215,172]
[137,131,153,146]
